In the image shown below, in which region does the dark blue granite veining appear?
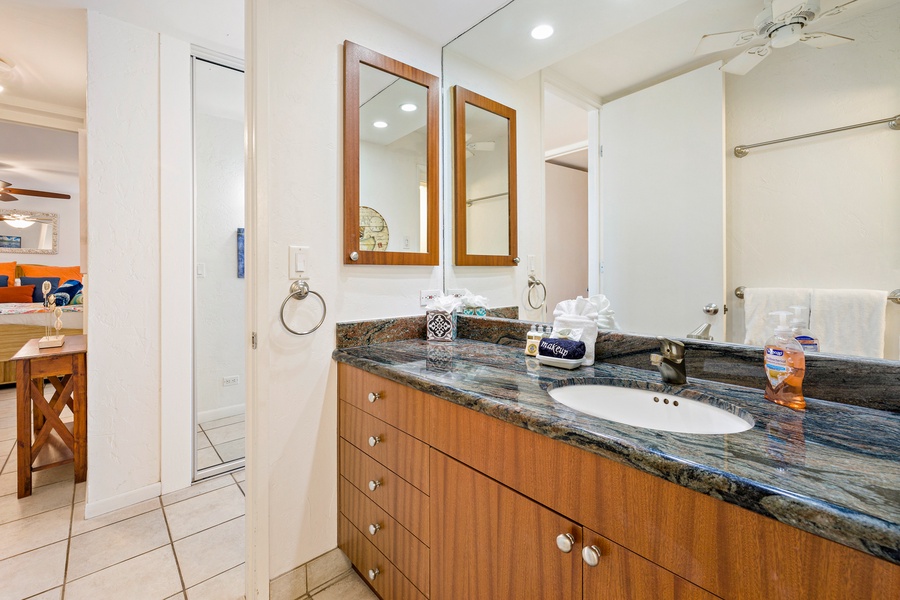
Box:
[332,337,900,565]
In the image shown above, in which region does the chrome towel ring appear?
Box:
[280,281,327,335]
[527,275,547,310]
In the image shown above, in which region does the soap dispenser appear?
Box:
[764,311,806,410]
[789,305,819,353]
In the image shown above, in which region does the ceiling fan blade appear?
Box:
[800,31,854,48]
[465,150,475,159]
[0,180,11,189]
[4,188,71,199]
[694,30,758,55]
[771,0,804,22]
[469,141,496,152]
[721,44,772,75]
[819,0,861,19]
[0,193,18,202]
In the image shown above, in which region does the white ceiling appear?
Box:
[0,120,78,195]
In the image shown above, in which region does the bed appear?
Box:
[0,264,84,385]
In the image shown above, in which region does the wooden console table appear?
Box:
[12,335,87,498]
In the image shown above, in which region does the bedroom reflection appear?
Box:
[192,55,246,478]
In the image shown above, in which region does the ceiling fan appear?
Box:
[0,212,54,229]
[0,180,72,202]
[465,133,495,159]
[695,0,862,75]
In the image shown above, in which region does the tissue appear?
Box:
[426,293,462,341]
[552,296,599,366]
[459,290,489,316]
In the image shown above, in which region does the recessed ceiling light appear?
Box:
[400,103,417,112]
[531,24,554,40]
[373,121,388,128]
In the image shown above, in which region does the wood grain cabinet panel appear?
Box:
[340,439,430,546]
[340,477,429,595]
[341,401,429,493]
[339,515,427,600]
[339,364,432,441]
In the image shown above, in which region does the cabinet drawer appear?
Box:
[340,476,429,595]
[341,401,429,493]
[339,515,427,600]
[339,364,431,441]
[340,439,430,545]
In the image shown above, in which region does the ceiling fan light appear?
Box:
[5,219,34,229]
[770,23,803,48]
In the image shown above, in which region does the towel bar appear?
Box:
[735,286,900,305]
[280,281,327,335]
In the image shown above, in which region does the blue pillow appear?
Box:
[19,276,60,303]
[55,279,83,299]
[0,275,7,287]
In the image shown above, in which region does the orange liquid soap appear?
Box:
[764,311,806,411]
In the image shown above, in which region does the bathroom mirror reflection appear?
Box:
[442,0,900,360]
[453,86,517,265]
[0,209,58,254]
[344,41,440,265]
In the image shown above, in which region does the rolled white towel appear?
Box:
[588,294,620,331]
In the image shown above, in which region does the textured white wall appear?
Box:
[256,0,443,579]
[725,4,900,359]
[544,162,588,311]
[85,12,162,510]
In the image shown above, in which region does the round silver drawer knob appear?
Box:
[367,392,381,403]
[368,479,382,492]
[368,523,381,536]
[582,545,602,567]
[368,435,381,447]
[556,533,575,553]
[368,568,379,581]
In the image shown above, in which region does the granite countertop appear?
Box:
[333,338,900,565]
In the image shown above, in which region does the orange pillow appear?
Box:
[0,261,14,284]
[0,285,34,303]
[18,264,82,283]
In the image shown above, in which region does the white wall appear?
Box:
[465,137,510,256]
[359,140,422,252]
[544,162,588,311]
[254,0,443,580]
[725,4,900,359]
[443,51,544,319]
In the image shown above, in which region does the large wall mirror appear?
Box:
[343,41,440,265]
[453,86,518,266]
[442,0,900,360]
[0,209,58,254]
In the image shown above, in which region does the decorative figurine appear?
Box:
[39,284,66,348]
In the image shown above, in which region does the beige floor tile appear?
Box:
[214,438,245,463]
[307,548,351,593]
[0,426,15,444]
[164,483,245,541]
[197,447,223,470]
[70,497,160,536]
[24,587,62,600]
[0,480,73,525]
[310,572,377,600]
[64,545,183,600]
[186,563,245,600]
[200,414,245,431]
[0,416,13,430]
[174,516,245,588]
[165,595,186,600]
[67,509,170,581]
[74,481,85,503]
[0,540,67,600]
[0,443,11,470]
[197,431,212,450]
[270,565,306,600]
[0,462,74,496]
[231,469,245,483]
[0,505,71,561]
[161,473,233,506]
[204,422,245,446]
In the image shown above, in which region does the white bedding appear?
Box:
[0,303,84,329]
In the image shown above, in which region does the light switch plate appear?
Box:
[289,245,310,280]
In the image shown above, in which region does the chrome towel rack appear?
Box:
[280,281,327,335]
[735,286,900,305]
[526,274,547,310]
[733,113,899,158]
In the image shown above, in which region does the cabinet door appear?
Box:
[582,528,719,600]
[430,449,582,600]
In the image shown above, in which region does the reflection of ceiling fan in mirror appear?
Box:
[0,180,72,202]
[695,0,861,75]
[464,133,495,159]
[0,213,54,229]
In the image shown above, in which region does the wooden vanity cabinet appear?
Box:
[338,364,900,600]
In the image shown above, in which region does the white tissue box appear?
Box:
[426,309,456,342]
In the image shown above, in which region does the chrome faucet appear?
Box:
[650,336,687,385]
[687,323,712,341]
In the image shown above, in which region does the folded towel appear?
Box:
[588,294,620,331]
[553,297,599,366]
[809,289,887,358]
[743,287,811,346]
[539,338,586,360]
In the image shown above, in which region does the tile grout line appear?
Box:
[160,499,189,598]
[60,477,77,600]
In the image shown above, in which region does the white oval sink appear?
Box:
[548,384,753,435]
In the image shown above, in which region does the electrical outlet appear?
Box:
[448,289,467,298]
[223,376,239,387]
[420,289,441,307]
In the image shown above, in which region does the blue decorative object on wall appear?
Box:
[0,235,22,249]
[237,227,245,279]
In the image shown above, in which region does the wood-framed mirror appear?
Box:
[343,41,440,265]
[452,86,517,267]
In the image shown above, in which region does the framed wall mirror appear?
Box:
[0,209,58,254]
[453,86,518,267]
[343,41,440,265]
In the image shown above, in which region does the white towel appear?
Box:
[809,289,887,358]
[742,287,811,346]
[553,297,599,366]
[588,294,620,331]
